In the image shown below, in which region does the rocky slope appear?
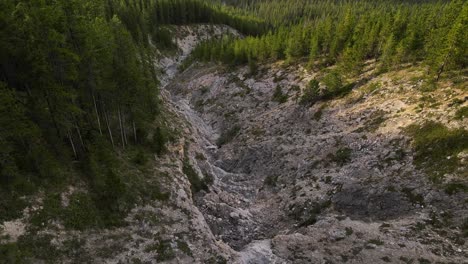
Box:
[166,49,468,262]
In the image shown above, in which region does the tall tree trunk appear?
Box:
[103,103,114,148]
[44,89,61,138]
[118,106,125,149]
[68,130,77,159]
[122,108,128,146]
[436,52,451,82]
[75,122,84,148]
[133,121,137,143]
[92,92,103,135]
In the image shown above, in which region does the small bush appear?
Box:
[151,27,176,50]
[264,175,278,187]
[300,79,320,106]
[200,86,210,95]
[299,73,353,106]
[0,243,21,263]
[0,191,27,222]
[322,71,342,92]
[63,192,99,230]
[248,58,258,76]
[295,200,331,227]
[444,181,468,195]
[177,240,192,256]
[272,85,288,103]
[328,147,352,166]
[152,126,168,155]
[183,158,209,194]
[156,240,175,261]
[132,150,148,166]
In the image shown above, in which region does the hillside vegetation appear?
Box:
[191,0,466,82]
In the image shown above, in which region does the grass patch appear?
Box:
[454,106,468,120]
[0,233,62,263]
[367,239,384,246]
[444,181,468,195]
[405,121,468,181]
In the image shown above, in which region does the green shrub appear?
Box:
[156,240,175,261]
[92,170,127,227]
[152,126,168,155]
[322,71,343,93]
[444,181,468,195]
[151,27,176,50]
[264,175,278,187]
[328,147,352,166]
[297,200,331,227]
[183,158,209,194]
[177,240,192,256]
[63,192,99,230]
[0,243,22,264]
[248,57,258,76]
[30,193,62,228]
[272,85,288,103]
[300,79,320,106]
[0,191,27,222]
[132,149,149,166]
[299,73,353,106]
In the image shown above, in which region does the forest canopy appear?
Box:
[190,0,467,80]
[0,0,263,224]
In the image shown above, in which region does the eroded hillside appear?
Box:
[168,56,467,263]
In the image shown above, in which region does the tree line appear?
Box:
[190,0,467,80]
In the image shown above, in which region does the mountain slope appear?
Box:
[168,58,467,263]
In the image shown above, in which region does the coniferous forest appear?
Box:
[0,0,262,227]
[0,0,467,263]
[191,0,466,79]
